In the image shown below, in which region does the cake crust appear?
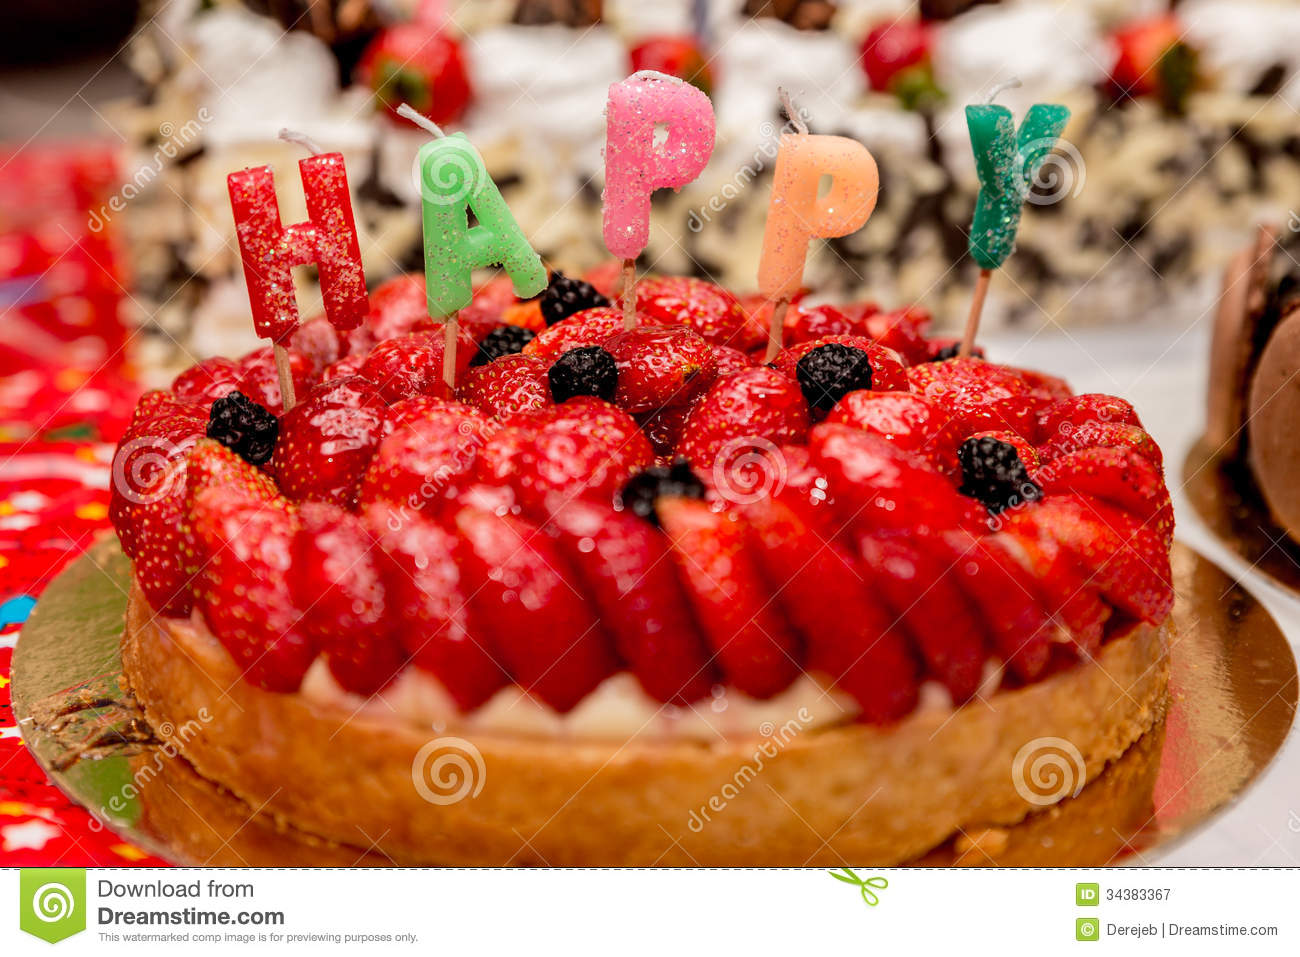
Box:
[123,584,1170,866]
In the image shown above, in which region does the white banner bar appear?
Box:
[2,868,1296,954]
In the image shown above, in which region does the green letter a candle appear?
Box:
[417,132,547,317]
[965,102,1069,270]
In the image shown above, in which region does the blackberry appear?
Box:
[795,343,874,411]
[540,271,609,326]
[547,346,618,403]
[957,436,1042,515]
[471,325,537,366]
[207,390,279,466]
[928,342,984,361]
[617,459,706,526]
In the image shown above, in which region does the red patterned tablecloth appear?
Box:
[0,141,170,865]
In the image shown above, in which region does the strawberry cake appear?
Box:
[112,270,1174,865]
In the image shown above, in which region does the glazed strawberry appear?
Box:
[1036,393,1142,444]
[130,390,203,427]
[936,530,1053,681]
[824,390,963,476]
[857,533,987,703]
[784,303,863,344]
[385,396,479,430]
[1039,447,1173,547]
[746,496,918,722]
[320,353,368,382]
[455,506,616,712]
[129,457,198,617]
[636,402,699,458]
[860,305,932,366]
[290,316,343,374]
[809,424,973,535]
[657,497,801,699]
[171,356,244,406]
[292,502,406,695]
[1039,420,1163,473]
[905,358,1046,437]
[184,437,282,505]
[712,344,755,376]
[358,408,499,515]
[544,496,715,704]
[456,353,552,424]
[475,425,535,486]
[363,505,506,710]
[772,335,910,394]
[603,324,718,413]
[628,276,764,351]
[513,399,653,513]
[190,486,313,693]
[1003,365,1072,402]
[1017,494,1173,625]
[274,376,390,508]
[109,412,206,557]
[360,328,478,403]
[237,346,316,414]
[997,520,1109,657]
[676,367,810,465]
[522,306,624,363]
[455,275,526,341]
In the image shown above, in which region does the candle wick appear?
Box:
[278,127,324,156]
[778,87,809,136]
[397,103,446,138]
[982,77,1023,105]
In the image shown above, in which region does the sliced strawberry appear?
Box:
[1039,446,1173,547]
[292,502,406,694]
[359,328,478,402]
[628,276,764,351]
[772,335,910,393]
[363,505,506,711]
[544,497,715,704]
[522,306,625,363]
[358,408,500,516]
[996,517,1109,657]
[936,530,1054,681]
[676,367,810,465]
[1039,420,1163,473]
[109,412,205,557]
[1027,494,1173,625]
[171,356,244,406]
[857,533,987,703]
[455,506,616,712]
[809,424,973,535]
[825,389,963,476]
[190,486,313,692]
[657,497,801,699]
[274,376,390,508]
[603,324,718,413]
[456,353,552,424]
[513,400,652,513]
[746,496,918,722]
[129,457,199,617]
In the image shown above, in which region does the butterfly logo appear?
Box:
[828,868,888,907]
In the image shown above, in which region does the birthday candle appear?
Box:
[227,153,367,342]
[965,102,1070,270]
[602,70,716,261]
[757,134,879,303]
[416,132,546,318]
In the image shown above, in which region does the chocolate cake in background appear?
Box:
[103,0,1300,375]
